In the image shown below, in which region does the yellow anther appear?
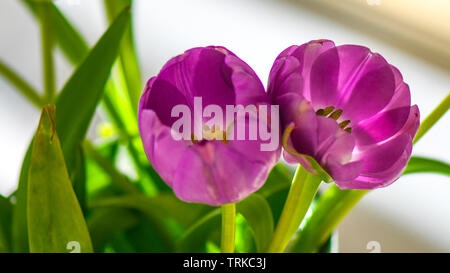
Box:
[329,109,343,120]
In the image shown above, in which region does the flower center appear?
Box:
[316,106,352,133]
[191,124,229,145]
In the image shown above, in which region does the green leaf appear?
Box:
[72,144,87,215]
[12,9,130,252]
[0,60,43,108]
[89,193,210,229]
[104,0,142,113]
[87,207,140,252]
[257,163,292,198]
[55,8,130,173]
[27,105,93,253]
[257,163,293,226]
[89,194,196,252]
[404,156,450,176]
[176,194,274,253]
[22,0,138,134]
[0,195,13,253]
[12,146,32,252]
[176,209,221,253]
[236,194,274,252]
[122,216,174,253]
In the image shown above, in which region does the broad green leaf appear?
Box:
[404,156,450,176]
[12,146,32,252]
[89,193,210,229]
[89,194,192,252]
[12,9,130,252]
[55,8,130,173]
[0,195,13,253]
[27,105,93,253]
[176,209,221,253]
[72,144,87,214]
[22,0,138,135]
[122,216,174,253]
[257,163,292,198]
[87,207,139,252]
[257,163,293,226]
[237,194,274,252]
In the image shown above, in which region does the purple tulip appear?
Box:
[139,46,280,205]
[269,40,420,189]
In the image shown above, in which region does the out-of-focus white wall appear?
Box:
[0,0,448,252]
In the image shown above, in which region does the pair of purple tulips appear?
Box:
[138,39,420,206]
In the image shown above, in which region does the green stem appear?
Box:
[266,166,321,253]
[0,60,43,107]
[39,1,56,103]
[413,92,450,145]
[288,185,367,252]
[221,203,236,253]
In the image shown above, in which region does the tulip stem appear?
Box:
[221,203,236,253]
[413,92,450,145]
[267,166,321,253]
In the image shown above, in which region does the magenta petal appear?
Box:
[268,56,303,100]
[139,109,188,186]
[225,54,268,105]
[356,133,412,183]
[276,93,318,156]
[339,65,395,123]
[172,142,272,205]
[315,117,362,181]
[191,48,236,109]
[400,105,420,140]
[353,106,411,146]
[141,78,190,127]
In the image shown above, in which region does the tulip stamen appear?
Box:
[338,120,351,128]
[202,124,229,144]
[323,106,335,116]
[329,109,343,120]
[316,107,352,133]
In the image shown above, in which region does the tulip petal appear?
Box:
[140,78,191,127]
[172,141,271,205]
[139,109,188,186]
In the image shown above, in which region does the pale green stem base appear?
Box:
[266,166,321,253]
[221,203,236,253]
[288,185,368,252]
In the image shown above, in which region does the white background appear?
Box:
[0,0,449,252]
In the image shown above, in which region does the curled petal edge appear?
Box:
[282,123,332,183]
